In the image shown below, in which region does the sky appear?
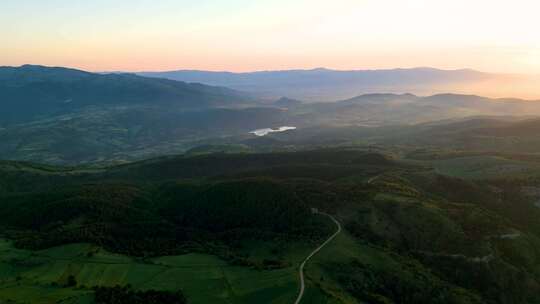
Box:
[1,0,540,73]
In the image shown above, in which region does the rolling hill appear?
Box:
[0,149,539,303]
[0,65,251,124]
[287,93,540,127]
[3,65,540,167]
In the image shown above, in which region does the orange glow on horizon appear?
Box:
[2,0,540,98]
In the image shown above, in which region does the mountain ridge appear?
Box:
[137,66,486,75]
[138,67,493,101]
[0,65,252,124]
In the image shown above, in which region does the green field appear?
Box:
[425,155,540,179]
[0,239,312,304]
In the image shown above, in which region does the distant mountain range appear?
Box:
[0,65,251,124]
[3,64,540,164]
[138,67,496,101]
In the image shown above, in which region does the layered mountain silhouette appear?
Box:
[139,67,493,100]
[3,65,540,164]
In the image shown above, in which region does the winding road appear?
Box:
[293,211,342,304]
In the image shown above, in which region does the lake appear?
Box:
[250,126,297,136]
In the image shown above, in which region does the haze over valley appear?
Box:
[140,67,540,101]
[2,1,540,304]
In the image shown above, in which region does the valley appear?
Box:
[1,66,540,304]
[4,1,540,303]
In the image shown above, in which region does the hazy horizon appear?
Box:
[3,0,540,73]
[2,0,540,98]
[7,63,540,100]
[0,63,505,74]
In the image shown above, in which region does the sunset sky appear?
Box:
[2,0,540,73]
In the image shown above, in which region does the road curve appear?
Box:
[294,211,342,304]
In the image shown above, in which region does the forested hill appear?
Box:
[1,149,393,257]
[1,148,540,303]
[0,65,251,124]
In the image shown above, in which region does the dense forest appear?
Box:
[0,179,333,260]
[1,149,539,304]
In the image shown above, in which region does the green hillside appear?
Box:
[1,149,539,303]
